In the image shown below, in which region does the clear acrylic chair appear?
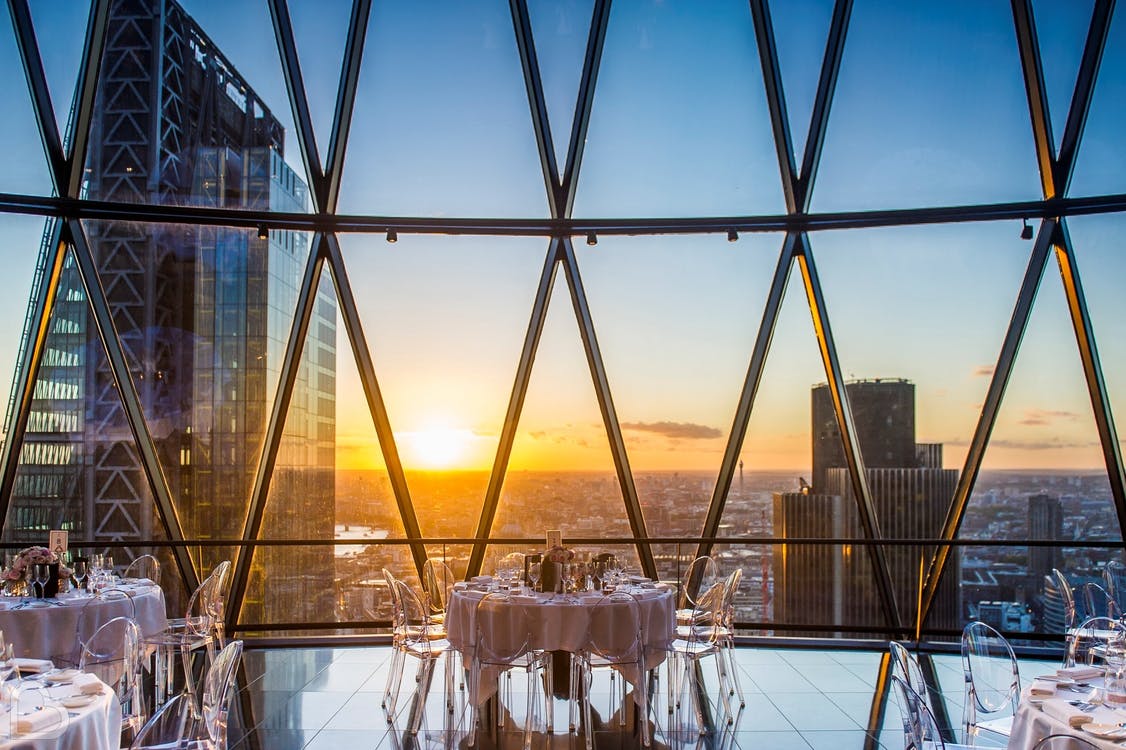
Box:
[715,567,745,708]
[1079,581,1114,620]
[467,592,545,749]
[667,579,731,733]
[890,641,929,700]
[422,558,457,624]
[144,566,224,711]
[1104,560,1126,617]
[890,674,972,750]
[675,556,719,626]
[386,578,456,736]
[576,591,651,749]
[1031,734,1100,749]
[80,615,146,740]
[53,588,138,668]
[129,639,244,750]
[1052,568,1078,633]
[122,554,161,586]
[1064,616,1119,668]
[961,621,1020,746]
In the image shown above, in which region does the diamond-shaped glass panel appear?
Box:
[0,5,53,195]
[1070,4,1126,196]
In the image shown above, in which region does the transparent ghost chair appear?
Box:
[1051,569,1078,633]
[961,621,1020,746]
[80,615,146,740]
[122,554,161,586]
[1104,560,1126,616]
[386,579,456,736]
[675,556,719,626]
[890,674,972,750]
[1031,735,1100,749]
[129,639,244,750]
[422,558,458,624]
[1064,616,1120,669]
[666,579,731,733]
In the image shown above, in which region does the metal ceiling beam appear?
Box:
[510,0,563,217]
[797,234,904,634]
[1011,0,1057,198]
[919,219,1056,623]
[0,221,66,527]
[1054,221,1126,549]
[561,0,611,217]
[8,0,66,193]
[559,238,655,577]
[65,219,199,595]
[226,233,326,629]
[64,0,111,199]
[268,0,326,212]
[323,233,427,576]
[467,240,561,576]
[323,0,372,214]
[1055,0,1115,193]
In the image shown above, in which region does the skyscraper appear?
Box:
[3,0,336,624]
[774,379,959,635]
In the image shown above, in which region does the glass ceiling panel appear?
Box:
[813,0,1042,212]
[0,215,51,436]
[769,0,835,164]
[83,0,312,212]
[338,0,547,218]
[814,222,1032,474]
[1032,0,1094,152]
[28,0,88,139]
[573,0,784,218]
[288,0,352,169]
[1070,4,1126,197]
[0,4,52,196]
[337,233,547,539]
[526,0,595,172]
[577,232,780,540]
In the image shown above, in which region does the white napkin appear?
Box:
[1058,665,1103,680]
[70,673,103,695]
[1029,680,1056,696]
[1042,698,1094,727]
[15,708,61,734]
[13,658,53,674]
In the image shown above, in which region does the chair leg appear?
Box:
[724,639,745,708]
[410,659,435,736]
[385,648,407,720]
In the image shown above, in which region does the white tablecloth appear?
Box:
[0,582,167,660]
[446,586,675,705]
[1008,678,1126,749]
[0,675,121,750]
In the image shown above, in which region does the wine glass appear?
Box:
[71,560,87,597]
[527,562,541,594]
[31,564,48,599]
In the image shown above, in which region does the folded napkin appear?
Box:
[1042,698,1094,728]
[1058,665,1103,680]
[14,708,61,734]
[1029,680,1056,696]
[13,659,53,674]
[70,673,103,695]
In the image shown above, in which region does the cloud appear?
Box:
[1018,409,1079,426]
[987,438,1099,451]
[620,421,723,440]
[972,365,995,378]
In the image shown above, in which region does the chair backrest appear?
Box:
[1065,616,1120,668]
[474,593,531,664]
[684,580,726,645]
[1079,581,1113,620]
[80,615,143,717]
[181,569,221,637]
[122,554,161,586]
[1031,734,1101,749]
[719,568,742,626]
[679,556,719,609]
[1052,568,1077,632]
[422,559,457,615]
[202,639,244,745]
[889,641,928,700]
[961,621,1020,716]
[209,560,231,618]
[1105,560,1126,614]
[77,588,137,650]
[589,592,642,663]
[890,674,944,749]
[393,579,442,653]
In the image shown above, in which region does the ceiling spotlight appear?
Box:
[586,232,597,246]
[727,229,739,243]
[1020,218,1033,240]
[386,229,398,244]
[256,224,269,241]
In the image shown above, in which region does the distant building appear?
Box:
[1028,493,1063,584]
[774,380,959,636]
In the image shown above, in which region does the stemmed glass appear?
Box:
[31,565,48,599]
[527,562,541,594]
[71,560,87,597]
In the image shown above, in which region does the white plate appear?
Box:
[60,694,98,709]
[1083,722,1126,739]
[45,669,79,684]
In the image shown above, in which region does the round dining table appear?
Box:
[1007,675,1126,749]
[0,579,167,661]
[0,673,121,750]
[445,582,675,705]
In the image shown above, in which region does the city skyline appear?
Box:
[0,0,1124,484]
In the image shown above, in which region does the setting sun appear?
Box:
[398,426,477,469]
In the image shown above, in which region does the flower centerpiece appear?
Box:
[4,546,72,596]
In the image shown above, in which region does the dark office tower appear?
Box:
[3,0,335,624]
[775,379,959,637]
[1028,494,1063,584]
[812,379,916,493]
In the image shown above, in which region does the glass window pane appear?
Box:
[813,0,1042,211]
[0,5,53,196]
[1033,0,1095,152]
[769,0,835,162]
[84,1,312,211]
[1070,4,1126,196]
[289,0,353,168]
[574,0,784,218]
[339,0,548,218]
[28,0,89,138]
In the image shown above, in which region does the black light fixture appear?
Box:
[1021,218,1033,240]
[256,224,269,240]
[586,232,597,246]
[386,229,398,243]
[727,229,739,242]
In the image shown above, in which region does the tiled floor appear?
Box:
[223,644,1058,749]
